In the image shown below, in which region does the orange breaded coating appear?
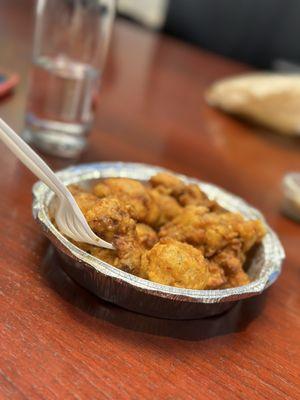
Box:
[177,183,221,211]
[89,247,118,266]
[75,241,118,266]
[136,223,158,249]
[94,178,147,199]
[212,242,250,288]
[84,196,136,242]
[236,218,266,252]
[150,188,182,227]
[159,205,209,246]
[74,193,99,214]
[140,239,209,289]
[150,172,186,196]
[159,206,266,257]
[66,174,266,290]
[93,178,160,225]
[114,234,144,275]
[150,173,217,210]
[205,262,227,289]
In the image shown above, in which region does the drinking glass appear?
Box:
[23,0,115,157]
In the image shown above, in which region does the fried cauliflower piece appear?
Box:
[159,205,209,246]
[140,239,209,289]
[206,213,266,255]
[205,262,227,289]
[228,271,250,287]
[75,233,144,275]
[89,247,118,265]
[83,196,136,242]
[114,234,144,275]
[93,178,160,225]
[237,218,266,252]
[150,188,182,227]
[150,172,186,196]
[75,241,118,266]
[159,206,266,257]
[136,223,158,249]
[93,178,146,200]
[93,176,184,227]
[177,183,222,211]
[69,185,99,214]
[212,243,250,288]
[66,174,266,291]
[150,172,218,210]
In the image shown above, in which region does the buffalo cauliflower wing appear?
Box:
[66,173,266,290]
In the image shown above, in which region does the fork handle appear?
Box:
[0,119,99,237]
[0,119,70,198]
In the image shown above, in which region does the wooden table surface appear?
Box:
[0,2,299,399]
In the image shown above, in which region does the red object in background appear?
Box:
[0,70,19,97]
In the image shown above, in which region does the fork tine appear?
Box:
[57,202,92,244]
[67,211,96,244]
[56,197,113,248]
[56,211,75,240]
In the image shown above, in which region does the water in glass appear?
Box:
[24,54,99,157]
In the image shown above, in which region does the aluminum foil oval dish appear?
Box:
[32,162,285,319]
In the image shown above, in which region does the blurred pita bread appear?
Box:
[206,73,300,135]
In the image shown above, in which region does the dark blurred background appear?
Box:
[118,0,300,69]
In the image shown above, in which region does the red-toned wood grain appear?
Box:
[0,1,299,399]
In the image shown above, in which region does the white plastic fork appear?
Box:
[0,118,113,250]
